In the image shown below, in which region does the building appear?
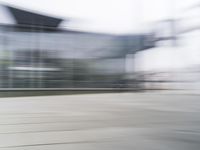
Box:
[0,4,155,89]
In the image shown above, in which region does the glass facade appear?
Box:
[0,26,129,89]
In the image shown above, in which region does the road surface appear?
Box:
[0,92,200,150]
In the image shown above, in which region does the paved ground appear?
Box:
[0,92,200,150]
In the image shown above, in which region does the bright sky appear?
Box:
[0,0,198,33]
[0,0,139,33]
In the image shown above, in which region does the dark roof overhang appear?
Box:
[6,5,63,29]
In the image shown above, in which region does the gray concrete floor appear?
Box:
[0,92,200,150]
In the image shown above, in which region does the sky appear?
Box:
[0,0,198,33]
[0,0,200,71]
[0,0,138,34]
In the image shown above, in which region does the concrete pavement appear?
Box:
[0,93,200,150]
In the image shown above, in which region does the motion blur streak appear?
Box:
[0,1,200,150]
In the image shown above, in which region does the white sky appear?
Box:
[0,0,139,34]
[0,0,199,33]
[0,0,200,70]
